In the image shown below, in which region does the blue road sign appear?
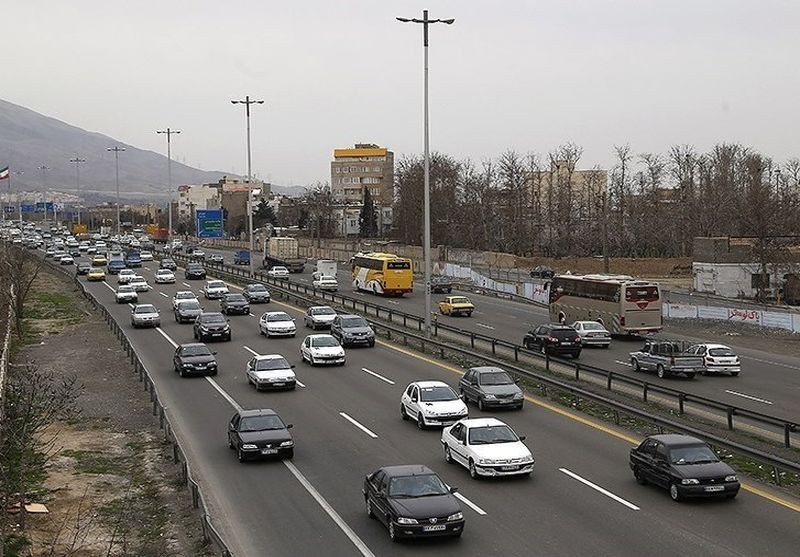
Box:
[195,209,224,238]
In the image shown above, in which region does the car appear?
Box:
[441,418,534,478]
[59,255,74,265]
[685,343,741,376]
[571,321,612,348]
[68,248,81,257]
[174,300,203,323]
[303,306,337,329]
[160,257,177,271]
[78,242,89,252]
[300,334,346,366]
[245,354,297,391]
[629,434,740,501]
[125,252,142,267]
[115,284,138,304]
[523,324,582,358]
[430,275,453,294]
[227,409,294,462]
[312,275,338,291]
[203,280,229,299]
[242,283,271,304]
[185,263,206,280]
[438,295,474,317]
[87,268,106,282]
[130,304,160,328]
[44,247,56,258]
[400,381,468,429]
[220,293,250,315]
[172,290,198,309]
[191,249,206,260]
[91,254,107,266]
[154,268,176,284]
[207,254,224,264]
[139,250,153,261]
[258,311,297,338]
[363,465,464,542]
[629,340,703,379]
[330,314,375,347]
[530,265,555,279]
[193,312,231,342]
[117,269,137,284]
[458,367,523,411]
[76,262,91,275]
[86,246,97,255]
[267,266,290,279]
[233,250,251,265]
[129,276,151,293]
[172,343,218,377]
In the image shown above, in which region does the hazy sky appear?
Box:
[5,1,799,186]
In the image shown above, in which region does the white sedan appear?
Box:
[154,268,176,284]
[267,266,290,279]
[441,417,534,479]
[140,250,154,261]
[172,290,198,309]
[571,321,612,348]
[312,275,338,291]
[259,311,297,337]
[203,280,229,299]
[300,334,345,366]
[401,381,468,429]
[686,343,741,376]
[59,255,74,265]
[117,269,136,284]
[245,354,297,391]
[129,276,152,293]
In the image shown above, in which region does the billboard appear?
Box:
[3,206,15,214]
[195,209,224,238]
[21,204,35,213]
[35,202,54,213]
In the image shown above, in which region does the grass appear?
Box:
[24,291,83,323]
[60,449,129,476]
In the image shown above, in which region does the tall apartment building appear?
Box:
[330,144,394,206]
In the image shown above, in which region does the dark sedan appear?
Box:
[363,465,464,542]
[220,293,250,315]
[185,263,206,280]
[242,283,271,304]
[161,257,177,271]
[76,262,91,275]
[458,366,523,411]
[530,265,554,278]
[227,409,294,462]
[172,343,218,377]
[193,312,231,342]
[331,314,375,347]
[174,300,203,324]
[430,275,453,294]
[523,324,582,358]
[630,434,740,501]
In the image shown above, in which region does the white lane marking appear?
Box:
[182,282,192,287]
[386,300,399,305]
[725,390,773,405]
[298,278,308,282]
[159,292,169,298]
[155,327,178,348]
[339,412,378,439]
[249,312,255,317]
[741,355,800,371]
[453,491,487,516]
[361,367,395,385]
[283,461,376,557]
[128,303,135,309]
[476,323,495,330]
[102,282,116,293]
[615,360,633,367]
[243,345,306,387]
[144,266,151,271]
[559,468,640,511]
[206,377,244,412]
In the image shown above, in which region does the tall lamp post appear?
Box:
[69,155,86,226]
[231,95,264,277]
[37,165,51,226]
[107,146,126,235]
[397,10,454,337]
[157,128,181,242]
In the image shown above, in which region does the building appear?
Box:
[330,144,394,206]
[177,184,220,221]
[527,160,608,216]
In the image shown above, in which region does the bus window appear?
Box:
[626,286,659,302]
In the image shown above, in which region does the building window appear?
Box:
[352,177,360,184]
[350,166,358,172]
[373,166,381,172]
[341,167,349,173]
[335,167,340,173]
[751,273,770,289]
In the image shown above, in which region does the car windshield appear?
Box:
[709,347,735,357]
[468,425,518,445]
[579,322,605,331]
[239,415,285,432]
[134,305,157,314]
[669,445,720,465]
[312,307,336,315]
[247,284,267,292]
[254,358,291,371]
[311,336,339,348]
[208,281,225,288]
[188,264,203,270]
[157,269,172,275]
[201,314,226,324]
[164,259,175,264]
[179,301,201,311]
[118,286,134,293]
[272,267,288,272]
[341,317,367,328]
[175,292,194,300]
[226,294,246,302]
[181,345,211,356]
[120,270,134,275]
[267,313,291,322]
[388,474,449,498]
[419,385,458,402]
[479,372,513,386]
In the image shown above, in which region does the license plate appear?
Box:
[705,485,724,492]
[212,333,221,337]
[501,465,518,471]
[561,342,571,345]
[422,525,446,532]
[261,448,278,455]
[272,382,284,387]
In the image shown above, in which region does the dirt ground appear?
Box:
[665,317,800,357]
[13,271,212,557]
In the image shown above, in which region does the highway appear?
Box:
[62,251,800,556]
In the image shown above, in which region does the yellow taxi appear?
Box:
[438,295,474,317]
[91,254,108,266]
[87,268,106,282]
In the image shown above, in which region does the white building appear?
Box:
[177,185,220,219]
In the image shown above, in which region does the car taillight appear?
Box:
[575,337,581,344]
[620,316,626,326]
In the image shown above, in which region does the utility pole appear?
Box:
[107,146,126,235]
[69,155,86,226]
[231,96,264,277]
[397,10,455,337]
[37,165,51,226]
[157,128,181,243]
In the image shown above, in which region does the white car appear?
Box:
[115,284,138,304]
[154,268,176,284]
[86,246,97,255]
[59,255,74,265]
[685,343,741,376]
[312,275,338,292]
[245,354,297,391]
[259,311,297,337]
[401,381,468,429]
[300,334,345,366]
[570,321,612,348]
[172,290,199,310]
[441,417,535,479]
[140,250,153,261]
[303,306,337,329]
[117,269,136,284]
[267,266,290,279]
[129,276,151,293]
[203,280,229,299]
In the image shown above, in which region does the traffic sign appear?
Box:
[195,209,224,238]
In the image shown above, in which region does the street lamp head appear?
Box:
[255,100,265,104]
[231,100,239,104]
[396,17,412,22]
[440,18,456,24]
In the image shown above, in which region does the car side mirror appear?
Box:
[518,435,526,441]
[226,319,231,323]
[459,393,466,401]
[286,424,294,429]
[212,351,218,355]
[515,379,520,384]
[449,486,459,494]
[228,423,234,430]
[291,364,296,369]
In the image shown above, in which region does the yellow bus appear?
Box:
[352,252,413,296]
[548,274,663,335]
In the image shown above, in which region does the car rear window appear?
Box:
[551,329,577,339]
[709,347,735,357]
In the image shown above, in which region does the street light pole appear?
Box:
[37,165,51,226]
[157,128,181,243]
[107,146,126,235]
[231,96,265,277]
[69,155,86,226]
[397,10,454,338]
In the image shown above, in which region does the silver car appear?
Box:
[131,304,161,328]
[571,321,611,348]
[304,306,337,330]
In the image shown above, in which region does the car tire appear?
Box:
[228,436,234,449]
[368,340,375,348]
[366,497,375,519]
[633,466,647,485]
[417,414,426,430]
[400,404,408,420]
[237,448,245,463]
[285,448,294,460]
[444,445,453,464]
[310,356,316,367]
[469,459,480,480]
[657,365,666,379]
[209,369,217,376]
[725,493,737,500]
[478,398,485,412]
[669,483,682,502]
[178,368,186,378]
[226,334,231,341]
[685,373,696,380]
[731,372,739,377]
[574,351,581,359]
[388,520,398,543]
[632,358,640,372]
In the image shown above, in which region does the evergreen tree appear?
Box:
[358,187,378,237]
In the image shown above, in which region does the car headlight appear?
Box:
[279,440,294,447]
[513,392,523,399]
[484,394,496,400]
[681,478,700,485]
[396,517,418,525]
[182,363,194,368]
[479,458,496,465]
[447,512,463,521]
[200,326,210,332]
[725,475,738,482]
[241,444,258,450]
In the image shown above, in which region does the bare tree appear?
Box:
[0,245,42,340]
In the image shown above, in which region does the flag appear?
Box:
[0,166,8,180]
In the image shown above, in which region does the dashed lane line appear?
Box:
[725,390,773,405]
[559,468,640,511]
[361,368,395,385]
[339,412,378,439]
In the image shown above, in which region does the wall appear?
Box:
[693,262,800,298]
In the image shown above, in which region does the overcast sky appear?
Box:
[5,1,799,187]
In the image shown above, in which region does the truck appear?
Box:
[312,259,337,280]
[233,250,251,265]
[147,227,169,244]
[629,340,705,380]
[263,237,305,273]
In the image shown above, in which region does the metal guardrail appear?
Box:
[171,252,800,450]
[41,257,234,557]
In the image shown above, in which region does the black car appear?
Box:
[193,312,231,342]
[629,434,740,501]
[185,263,206,280]
[207,254,224,264]
[161,257,177,271]
[458,366,523,411]
[331,314,375,347]
[172,343,218,377]
[363,465,464,542]
[227,409,294,462]
[523,324,582,358]
[530,265,554,278]
[76,262,91,275]
[242,283,271,303]
[220,293,250,315]
[174,300,203,324]
[430,275,453,294]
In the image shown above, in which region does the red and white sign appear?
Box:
[727,308,761,324]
